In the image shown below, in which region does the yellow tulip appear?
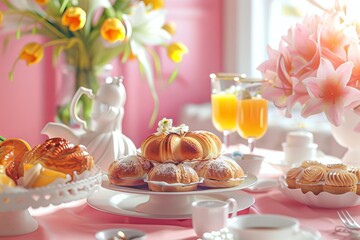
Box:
[0,11,3,26]
[100,18,126,43]
[163,22,176,35]
[142,0,164,10]
[167,42,188,63]
[35,0,49,5]
[61,7,86,32]
[19,42,44,66]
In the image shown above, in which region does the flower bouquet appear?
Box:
[1,0,188,127]
[258,0,360,131]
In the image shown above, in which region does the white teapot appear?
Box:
[42,76,137,172]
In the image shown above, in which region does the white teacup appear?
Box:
[192,198,238,237]
[227,214,300,240]
[235,154,264,176]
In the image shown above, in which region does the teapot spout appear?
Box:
[41,122,81,144]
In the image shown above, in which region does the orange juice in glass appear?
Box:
[236,79,268,153]
[236,98,268,139]
[210,73,238,149]
[211,93,237,132]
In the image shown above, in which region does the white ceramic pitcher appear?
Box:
[42,76,136,172]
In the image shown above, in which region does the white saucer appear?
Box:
[95,228,147,240]
[87,187,255,219]
[244,179,278,193]
[293,226,322,240]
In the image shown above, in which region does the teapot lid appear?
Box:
[96,76,126,107]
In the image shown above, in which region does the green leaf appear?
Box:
[120,43,131,63]
[91,38,125,66]
[0,136,6,142]
[138,61,145,77]
[52,45,65,65]
[3,36,10,53]
[113,0,132,13]
[16,29,21,40]
[168,68,179,84]
[44,0,62,17]
[149,48,162,80]
[59,0,70,14]
[9,72,14,81]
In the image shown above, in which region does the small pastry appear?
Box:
[296,166,326,195]
[324,169,357,194]
[20,138,94,180]
[147,163,199,192]
[22,163,70,188]
[300,160,326,169]
[326,163,348,171]
[348,167,360,195]
[0,138,32,183]
[108,155,150,186]
[285,167,303,189]
[193,156,245,188]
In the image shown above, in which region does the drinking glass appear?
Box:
[236,78,268,153]
[210,73,238,150]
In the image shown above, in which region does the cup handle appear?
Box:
[226,198,238,218]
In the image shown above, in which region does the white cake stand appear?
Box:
[0,169,102,237]
[101,174,257,216]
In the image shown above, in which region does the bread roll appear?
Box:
[141,130,222,163]
[20,138,94,179]
[147,163,199,192]
[194,156,245,188]
[108,155,151,186]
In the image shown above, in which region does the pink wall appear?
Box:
[122,0,224,146]
[0,36,52,146]
[0,0,223,148]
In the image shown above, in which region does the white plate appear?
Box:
[95,228,147,240]
[279,177,360,208]
[203,226,322,240]
[0,168,101,237]
[102,173,257,196]
[87,187,255,219]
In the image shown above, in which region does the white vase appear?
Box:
[330,109,360,166]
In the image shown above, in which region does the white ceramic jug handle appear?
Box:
[70,87,95,130]
[226,198,238,218]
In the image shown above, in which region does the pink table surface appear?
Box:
[1,147,359,240]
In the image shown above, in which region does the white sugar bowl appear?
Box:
[282,131,318,165]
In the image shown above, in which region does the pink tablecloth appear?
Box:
[1,148,359,240]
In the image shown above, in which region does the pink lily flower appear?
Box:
[258,0,360,132]
[302,58,360,126]
[347,41,360,90]
[258,43,292,109]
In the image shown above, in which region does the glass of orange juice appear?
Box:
[210,73,238,149]
[236,78,268,153]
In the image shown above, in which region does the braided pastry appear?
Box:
[20,138,94,179]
